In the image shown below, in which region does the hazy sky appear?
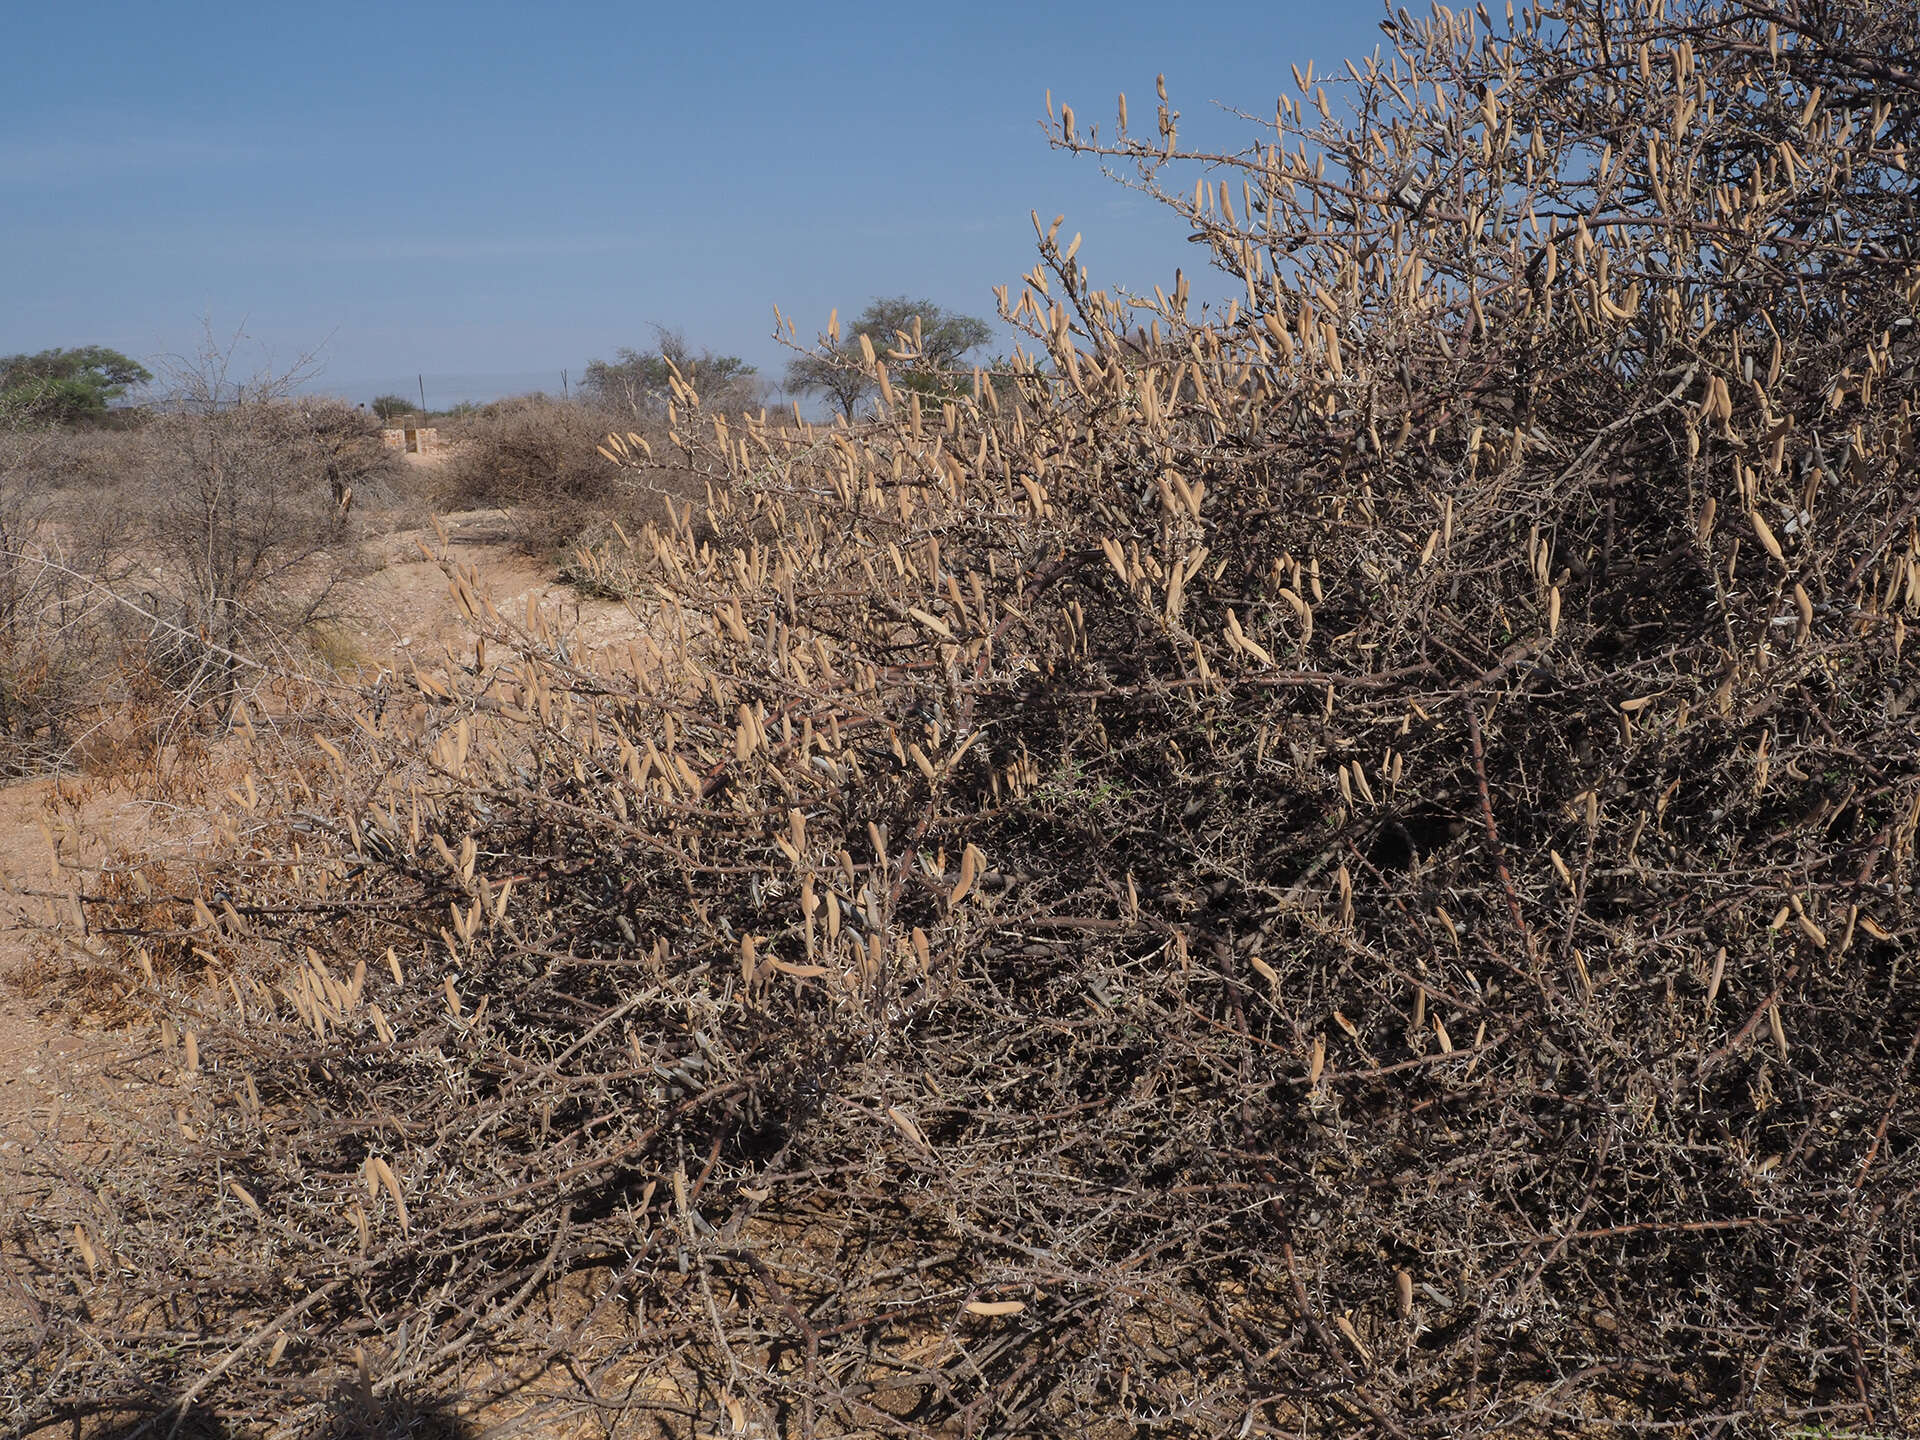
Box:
[6,1,1388,406]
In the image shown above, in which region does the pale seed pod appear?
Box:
[887,1105,931,1152]
[1750,508,1786,564]
[1335,1313,1374,1365]
[1350,761,1377,806]
[949,843,984,908]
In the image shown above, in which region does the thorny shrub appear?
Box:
[11,2,1920,1435]
[439,396,742,564]
[0,429,148,776]
[436,396,664,556]
[435,395,625,515]
[0,396,396,775]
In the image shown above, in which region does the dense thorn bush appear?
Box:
[13,2,1920,1435]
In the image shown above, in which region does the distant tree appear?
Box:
[783,348,872,423]
[0,346,152,425]
[370,394,415,422]
[581,328,757,419]
[861,297,993,375]
[786,298,992,420]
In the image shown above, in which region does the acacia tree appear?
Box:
[579,328,757,418]
[785,296,992,418]
[0,346,151,425]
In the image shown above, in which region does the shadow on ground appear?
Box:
[58,1383,475,1440]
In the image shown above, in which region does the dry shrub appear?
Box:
[289,396,407,517]
[13,2,1920,1436]
[0,386,392,776]
[0,429,135,775]
[10,422,146,493]
[434,395,631,546]
[141,389,376,665]
[439,396,725,562]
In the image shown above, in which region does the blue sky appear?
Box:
[6,1,1389,407]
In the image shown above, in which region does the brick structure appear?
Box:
[380,426,439,454]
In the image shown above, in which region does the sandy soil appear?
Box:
[0,503,644,1063]
[332,508,644,671]
[0,777,151,1151]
